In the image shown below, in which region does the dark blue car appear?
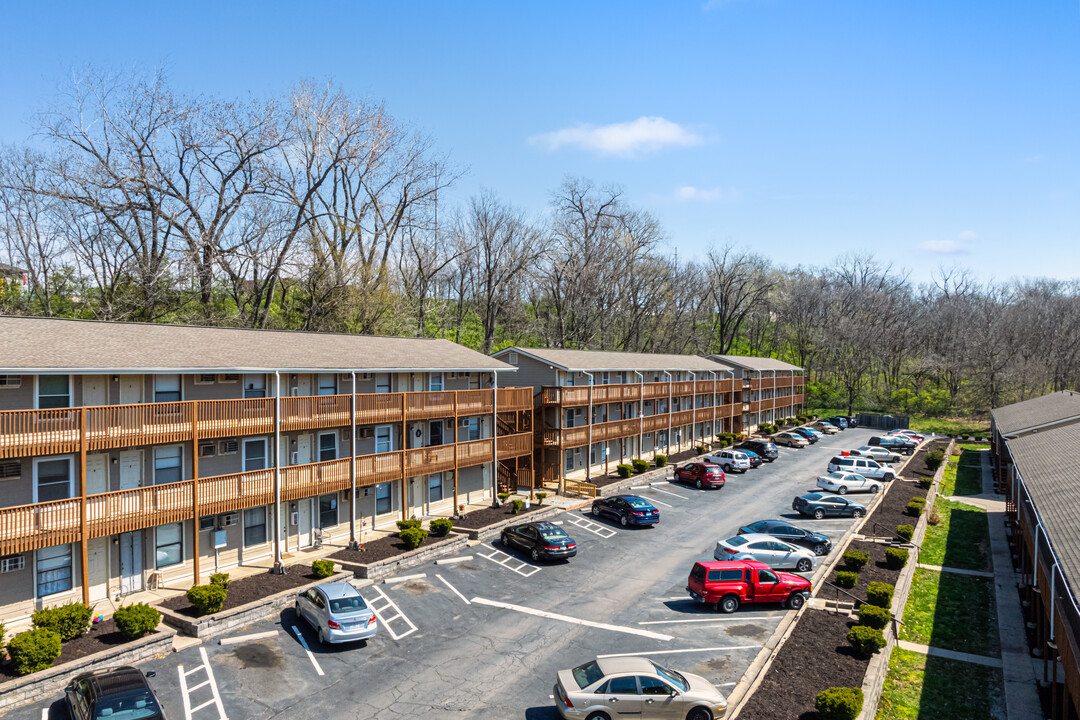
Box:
[826,416,849,429]
[591,494,660,527]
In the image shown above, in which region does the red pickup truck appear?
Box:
[686,559,812,613]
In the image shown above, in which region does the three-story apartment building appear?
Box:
[0,317,532,624]
[707,355,806,432]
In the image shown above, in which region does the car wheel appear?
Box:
[796,558,813,572]
[620,514,629,527]
[686,708,713,720]
[787,593,806,610]
[586,712,612,720]
[500,533,509,546]
[319,627,328,645]
[592,505,601,517]
[696,479,703,489]
[813,508,825,520]
[837,486,848,495]
[853,508,865,518]
[813,543,827,556]
[530,547,540,562]
[870,484,881,493]
[723,464,732,473]
[885,473,895,481]
[719,594,740,614]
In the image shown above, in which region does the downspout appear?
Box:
[1033,517,1041,590]
[582,371,593,481]
[711,371,717,443]
[689,371,697,447]
[1050,561,1058,641]
[273,371,283,574]
[664,371,673,454]
[635,371,644,460]
[349,371,357,549]
[493,370,499,495]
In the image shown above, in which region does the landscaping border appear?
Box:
[0,625,175,713]
[156,570,352,639]
[453,504,564,541]
[336,534,470,579]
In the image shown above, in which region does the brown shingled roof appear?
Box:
[709,354,803,372]
[494,347,729,373]
[992,391,1080,436]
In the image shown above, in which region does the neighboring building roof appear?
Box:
[0,262,26,276]
[709,354,803,372]
[992,391,1080,436]
[0,316,514,373]
[494,347,729,373]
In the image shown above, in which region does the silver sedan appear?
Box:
[714,533,817,572]
[295,581,377,645]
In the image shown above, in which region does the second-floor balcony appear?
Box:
[539,378,738,407]
[540,404,741,449]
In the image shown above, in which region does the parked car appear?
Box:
[774,431,809,448]
[846,416,859,427]
[553,656,728,720]
[826,416,849,429]
[686,559,813,613]
[801,426,824,439]
[850,446,903,464]
[827,455,897,481]
[591,495,660,527]
[65,666,166,720]
[736,439,779,462]
[792,492,867,519]
[868,435,917,455]
[702,449,751,474]
[714,533,817,572]
[737,518,833,555]
[816,470,883,495]
[891,429,926,443]
[810,420,840,434]
[501,521,578,562]
[673,462,727,489]
[296,581,377,645]
[791,427,819,444]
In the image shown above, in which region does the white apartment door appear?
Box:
[296,375,312,396]
[297,499,313,550]
[279,437,290,467]
[86,537,109,603]
[85,454,109,495]
[411,374,424,392]
[118,450,142,490]
[119,531,143,595]
[118,375,142,405]
[296,434,312,465]
[82,375,107,406]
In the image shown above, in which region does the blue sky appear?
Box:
[1,1,1077,282]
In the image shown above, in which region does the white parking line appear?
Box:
[384,573,426,584]
[218,629,279,646]
[177,646,228,720]
[645,496,673,508]
[652,486,689,500]
[597,645,760,659]
[291,625,325,676]
[367,584,418,640]
[477,547,542,577]
[639,615,774,625]
[434,555,473,565]
[436,574,471,604]
[470,597,674,640]
[564,513,618,538]
[41,709,48,720]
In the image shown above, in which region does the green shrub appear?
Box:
[910,496,927,506]
[32,601,92,642]
[917,477,933,490]
[6,628,61,676]
[815,687,864,720]
[0,621,4,646]
[835,571,859,589]
[497,492,511,504]
[905,500,924,517]
[885,547,909,570]
[396,519,422,531]
[924,448,945,472]
[209,573,230,590]
[511,499,524,514]
[399,527,428,550]
[112,603,161,640]
[632,459,649,474]
[429,518,453,537]
[536,492,547,505]
[654,454,667,467]
[695,445,707,455]
[616,463,633,478]
[866,581,895,609]
[847,625,887,657]
[843,549,869,572]
[896,524,914,542]
[186,583,227,616]
[858,604,891,631]
[312,559,335,578]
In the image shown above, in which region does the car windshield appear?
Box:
[540,527,568,541]
[625,498,653,509]
[704,466,723,474]
[826,472,846,480]
[328,595,368,614]
[651,661,690,692]
[93,689,162,720]
[572,660,604,689]
[726,535,749,546]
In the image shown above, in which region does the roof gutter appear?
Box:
[0,366,519,375]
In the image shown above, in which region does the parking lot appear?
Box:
[24,429,881,720]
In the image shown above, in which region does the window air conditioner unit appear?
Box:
[194,374,215,385]
[340,429,349,443]
[340,373,352,382]
[219,374,239,383]
[0,375,22,388]
[359,372,373,381]
[198,443,216,458]
[219,440,239,455]
[0,461,20,480]
[357,427,374,439]
[220,513,239,528]
[460,419,471,427]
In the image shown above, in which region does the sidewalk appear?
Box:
[896,639,1003,669]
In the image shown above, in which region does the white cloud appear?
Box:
[529,117,704,157]
[674,185,743,203]
[920,230,978,255]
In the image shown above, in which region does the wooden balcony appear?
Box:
[539,379,738,407]
[539,402,740,450]
[497,432,533,458]
[497,387,532,412]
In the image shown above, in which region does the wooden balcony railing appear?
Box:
[197,399,274,439]
[0,497,82,554]
[87,481,194,536]
[282,458,352,501]
[457,438,495,468]
[280,395,352,432]
[497,432,532,458]
[496,387,532,412]
[86,402,192,451]
[198,469,275,516]
[540,379,738,407]
[0,409,80,459]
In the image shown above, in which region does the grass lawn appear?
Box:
[939,445,988,496]
[806,409,990,437]
[922,498,991,571]
[901,568,999,657]
[876,647,1005,720]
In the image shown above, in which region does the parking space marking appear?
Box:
[645,496,673,508]
[477,547,542,577]
[177,646,228,720]
[291,624,325,676]
[436,574,471,604]
[652,486,689,499]
[41,708,48,720]
[434,555,473,565]
[384,572,426,584]
[367,584,419,640]
[563,513,618,538]
[218,629,279,646]
[471,597,674,640]
[639,615,774,625]
[597,645,760,659]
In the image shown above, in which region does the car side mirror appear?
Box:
[669,689,679,697]
[65,685,74,693]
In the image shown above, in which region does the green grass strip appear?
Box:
[922,498,991,572]
[876,647,1005,720]
[900,568,999,657]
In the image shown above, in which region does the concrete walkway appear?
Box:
[896,639,1003,668]
[916,562,994,578]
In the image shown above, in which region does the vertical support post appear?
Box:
[453,391,459,515]
[582,371,593,482]
[273,371,283,574]
[349,371,357,547]
[78,407,89,606]
[711,371,717,445]
[690,371,697,448]
[191,404,200,585]
[493,372,499,496]
[401,391,408,520]
[635,371,644,461]
[664,371,672,455]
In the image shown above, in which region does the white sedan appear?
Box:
[816,470,882,495]
[715,533,817,572]
[851,446,903,464]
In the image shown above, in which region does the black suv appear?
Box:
[736,440,779,462]
[501,521,577,562]
[868,435,917,455]
[66,666,165,720]
[737,519,833,556]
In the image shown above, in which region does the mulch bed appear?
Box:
[827,539,903,595]
[160,564,322,618]
[330,533,455,565]
[452,502,546,529]
[868,480,928,536]
[737,610,870,720]
[899,439,950,482]
[0,618,154,680]
[587,446,708,487]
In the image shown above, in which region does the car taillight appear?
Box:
[367,614,377,626]
[560,686,573,708]
[567,543,576,548]
[544,545,560,551]
[723,547,738,554]
[633,511,646,516]
[327,620,341,629]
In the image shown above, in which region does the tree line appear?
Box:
[2,71,1078,416]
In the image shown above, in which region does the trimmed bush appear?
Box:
[815,687,864,720]
[847,625,887,657]
[842,549,870,572]
[210,573,230,590]
[910,496,927,506]
[858,604,891,631]
[6,628,61,676]
[632,459,650,474]
[924,448,945,472]
[0,621,4,646]
[695,445,707,455]
[32,601,92,642]
[896,524,914,541]
[429,518,453,537]
[396,519,422,531]
[312,559,335,578]
[113,603,161,640]
[497,493,511,504]
[186,584,227,616]
[399,527,428,550]
[866,581,895,608]
[835,571,859,589]
[616,464,633,479]
[654,454,667,467]
[536,492,547,505]
[905,500,925,517]
[885,547,909,570]
[511,499,524,514]
[917,477,933,490]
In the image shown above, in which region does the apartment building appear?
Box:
[0,317,533,624]
[492,348,738,484]
[707,355,805,432]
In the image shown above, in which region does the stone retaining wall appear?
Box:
[337,534,470,580]
[458,505,565,541]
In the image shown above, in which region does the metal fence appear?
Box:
[855,413,909,431]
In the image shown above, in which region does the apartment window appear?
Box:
[375,482,392,514]
[375,374,391,393]
[429,373,444,392]
[243,439,268,472]
[601,372,609,385]
[35,457,73,502]
[199,516,215,532]
[507,352,518,365]
[592,405,607,424]
[429,421,443,447]
[155,523,183,568]
[465,417,481,441]
[1,555,25,573]
[318,494,337,529]
[428,474,444,503]
[243,507,267,547]
[154,447,183,485]
[243,374,266,399]
[37,544,72,597]
[318,432,338,462]
[375,426,393,453]
[619,372,627,384]
[37,375,71,409]
[154,374,181,402]
[564,372,575,387]
[564,449,574,473]
[0,374,22,388]
[317,374,337,396]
